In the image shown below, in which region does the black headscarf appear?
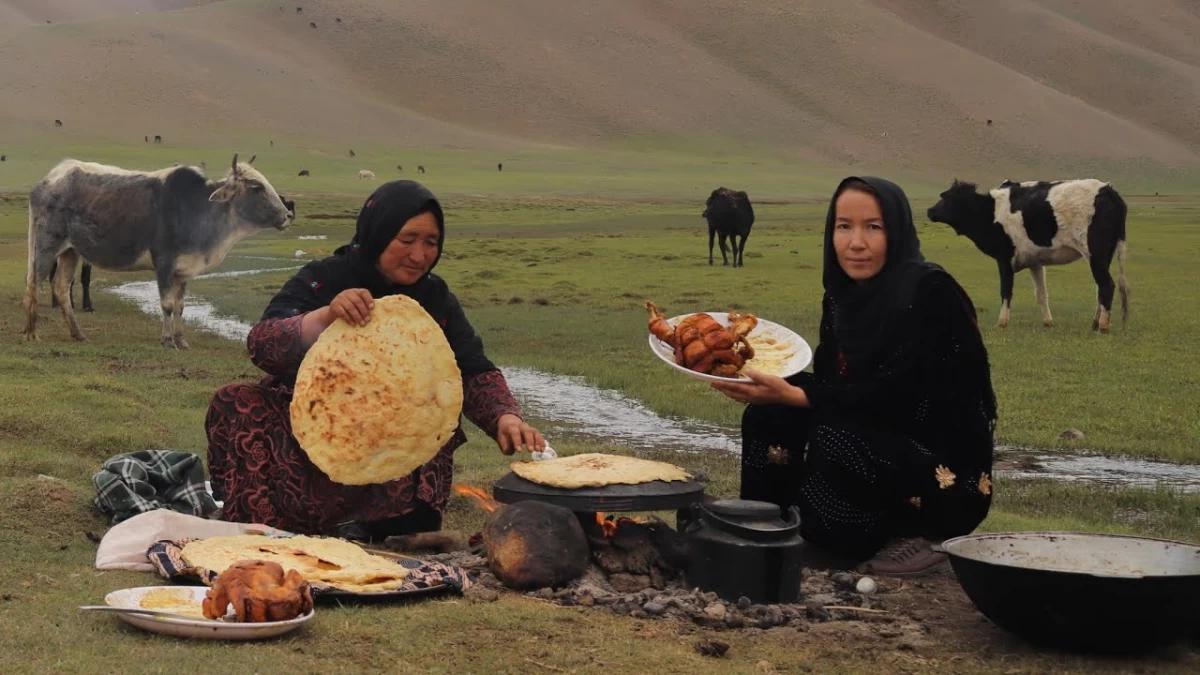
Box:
[821,176,942,373]
[261,180,496,376]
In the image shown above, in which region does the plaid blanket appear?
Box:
[92,450,218,524]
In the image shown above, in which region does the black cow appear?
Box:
[417,165,426,174]
[927,179,1129,333]
[298,169,310,176]
[154,135,162,144]
[1,155,6,162]
[703,187,754,267]
[54,119,63,127]
[23,155,291,347]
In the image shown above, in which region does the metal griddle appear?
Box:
[491,471,706,512]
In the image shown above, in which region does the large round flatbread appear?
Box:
[291,294,463,485]
[511,453,692,489]
[181,535,408,593]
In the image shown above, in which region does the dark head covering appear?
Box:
[821,176,940,372]
[341,180,446,293]
[261,180,496,377]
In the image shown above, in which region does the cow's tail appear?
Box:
[1116,238,1129,326]
[1110,184,1130,327]
[24,202,36,292]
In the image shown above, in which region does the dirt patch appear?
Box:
[0,476,105,540]
[419,547,1199,669]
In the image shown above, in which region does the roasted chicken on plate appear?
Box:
[645,300,757,377]
[202,559,314,622]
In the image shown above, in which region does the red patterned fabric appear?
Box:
[206,315,522,534]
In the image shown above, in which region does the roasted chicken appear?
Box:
[646,301,757,377]
[202,559,314,622]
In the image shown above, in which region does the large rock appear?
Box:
[483,501,589,589]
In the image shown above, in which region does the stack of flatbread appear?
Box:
[290,294,463,485]
[511,453,692,489]
[181,535,409,593]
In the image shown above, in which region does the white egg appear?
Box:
[856,576,878,594]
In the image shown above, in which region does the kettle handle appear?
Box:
[697,503,800,542]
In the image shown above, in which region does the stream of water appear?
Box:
[107,266,1200,493]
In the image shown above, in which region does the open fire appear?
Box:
[452,484,499,513]
[594,512,646,538]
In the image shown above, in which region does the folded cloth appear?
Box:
[92,450,218,524]
[148,538,472,594]
[95,510,289,571]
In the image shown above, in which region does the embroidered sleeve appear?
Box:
[247,315,308,379]
[462,369,522,438]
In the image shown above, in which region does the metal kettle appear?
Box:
[678,499,803,604]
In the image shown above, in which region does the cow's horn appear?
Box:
[248,154,256,165]
[231,153,239,175]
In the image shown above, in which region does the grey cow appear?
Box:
[23,154,291,347]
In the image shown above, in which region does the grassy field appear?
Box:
[1,150,1198,673]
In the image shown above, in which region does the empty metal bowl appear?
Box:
[941,532,1200,652]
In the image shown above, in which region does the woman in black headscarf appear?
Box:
[205,181,543,538]
[712,177,997,574]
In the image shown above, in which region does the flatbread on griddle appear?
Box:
[511,453,692,489]
[290,294,463,485]
[181,535,409,593]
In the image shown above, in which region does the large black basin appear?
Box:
[942,532,1200,652]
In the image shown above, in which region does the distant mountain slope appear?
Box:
[0,0,1196,174]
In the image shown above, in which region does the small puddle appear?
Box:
[995,448,1200,493]
[108,267,1200,492]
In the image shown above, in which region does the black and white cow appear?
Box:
[23,154,291,348]
[927,179,1129,332]
[703,187,755,267]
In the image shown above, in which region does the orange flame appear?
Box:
[595,512,651,538]
[452,484,499,513]
[596,512,618,538]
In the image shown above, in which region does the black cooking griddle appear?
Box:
[492,471,705,512]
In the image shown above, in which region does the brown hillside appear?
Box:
[0,0,1197,173]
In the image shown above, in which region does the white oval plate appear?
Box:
[103,586,313,640]
[647,311,813,383]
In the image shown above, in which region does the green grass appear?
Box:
[1,151,1198,672]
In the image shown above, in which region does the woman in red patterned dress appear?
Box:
[205,180,544,539]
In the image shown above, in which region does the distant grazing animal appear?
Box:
[498,163,503,172]
[358,169,376,180]
[348,149,356,158]
[703,187,755,267]
[417,165,426,174]
[296,6,302,12]
[396,164,403,172]
[23,154,291,347]
[336,17,342,23]
[927,179,1129,333]
[1,155,6,162]
[144,136,148,143]
[54,119,63,127]
[986,119,993,126]
[154,135,162,144]
[309,21,316,28]
[269,139,274,148]
[298,168,310,176]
